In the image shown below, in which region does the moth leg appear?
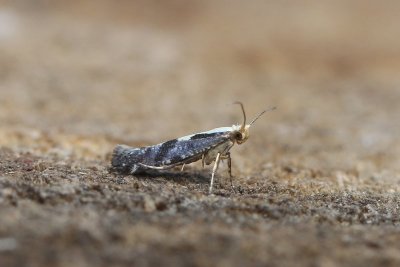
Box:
[209,153,221,194]
[220,153,234,190]
[138,163,171,170]
[226,152,234,189]
[201,154,205,168]
[181,164,185,172]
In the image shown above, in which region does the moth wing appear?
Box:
[143,131,232,168]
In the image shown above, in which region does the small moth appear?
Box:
[111,102,275,193]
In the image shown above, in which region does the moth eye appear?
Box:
[235,132,242,140]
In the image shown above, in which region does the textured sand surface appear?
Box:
[0,1,399,266]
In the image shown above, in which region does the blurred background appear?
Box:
[0,0,399,180]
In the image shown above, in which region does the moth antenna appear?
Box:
[233,101,246,131]
[249,106,276,126]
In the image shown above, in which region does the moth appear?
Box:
[111,102,275,193]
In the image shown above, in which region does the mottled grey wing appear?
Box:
[141,131,231,167]
[111,131,230,173]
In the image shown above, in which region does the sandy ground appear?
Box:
[0,1,400,266]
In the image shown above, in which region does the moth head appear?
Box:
[232,102,276,145]
[232,124,250,144]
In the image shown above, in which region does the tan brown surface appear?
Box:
[0,1,400,266]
